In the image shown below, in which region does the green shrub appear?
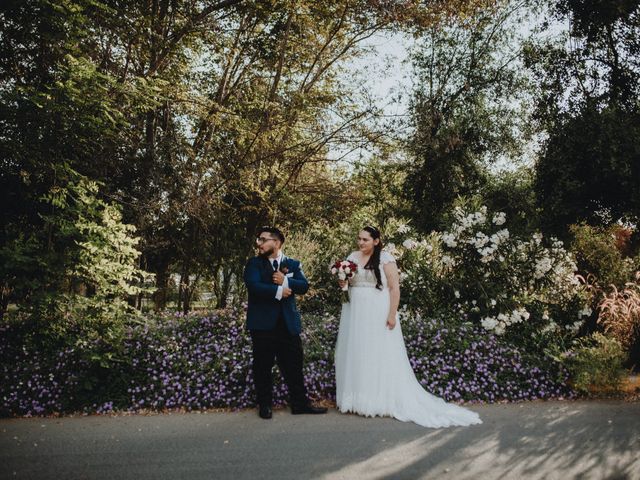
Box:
[569,223,637,289]
[392,203,592,353]
[563,332,628,394]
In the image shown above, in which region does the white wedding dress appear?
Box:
[335,251,482,428]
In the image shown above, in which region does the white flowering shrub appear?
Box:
[389,206,592,346]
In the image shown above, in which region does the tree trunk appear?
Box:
[182,272,191,314]
[0,283,10,320]
[153,265,170,311]
[176,270,185,311]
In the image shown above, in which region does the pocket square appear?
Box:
[286,272,294,277]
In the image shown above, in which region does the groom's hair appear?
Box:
[257,226,285,243]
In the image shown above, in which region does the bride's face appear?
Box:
[357,230,379,255]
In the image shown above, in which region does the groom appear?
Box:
[244,226,327,419]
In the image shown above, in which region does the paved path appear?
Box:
[1,400,639,479]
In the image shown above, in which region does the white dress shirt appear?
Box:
[271,251,289,300]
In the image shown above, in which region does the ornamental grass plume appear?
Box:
[597,272,640,349]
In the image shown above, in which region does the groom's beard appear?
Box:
[258,246,276,258]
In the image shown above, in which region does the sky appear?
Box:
[325,31,414,164]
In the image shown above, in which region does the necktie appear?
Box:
[273,259,278,271]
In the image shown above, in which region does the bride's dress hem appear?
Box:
[336,403,482,429]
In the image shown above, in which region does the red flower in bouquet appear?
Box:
[330,259,358,302]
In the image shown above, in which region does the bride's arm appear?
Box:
[383,261,400,329]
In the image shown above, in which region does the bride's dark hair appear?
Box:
[363,226,383,290]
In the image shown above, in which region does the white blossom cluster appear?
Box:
[442,208,510,264]
[492,212,506,225]
[451,206,488,235]
[402,239,418,250]
[391,207,592,339]
[534,256,553,279]
[396,223,410,234]
[481,307,531,336]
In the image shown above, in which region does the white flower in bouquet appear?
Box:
[331,259,358,302]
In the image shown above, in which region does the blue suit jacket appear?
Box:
[243,255,309,335]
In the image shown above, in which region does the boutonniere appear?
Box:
[279,259,289,274]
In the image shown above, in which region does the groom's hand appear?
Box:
[282,287,292,298]
[272,271,285,285]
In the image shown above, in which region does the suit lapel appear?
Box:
[259,256,272,282]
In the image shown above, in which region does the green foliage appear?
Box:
[524,1,640,236]
[562,332,628,394]
[406,0,533,232]
[394,203,593,353]
[479,168,542,237]
[535,105,640,237]
[1,165,153,344]
[569,223,638,288]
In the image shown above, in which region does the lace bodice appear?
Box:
[347,250,396,288]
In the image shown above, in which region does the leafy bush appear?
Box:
[569,223,637,289]
[561,333,628,394]
[2,166,154,347]
[393,204,592,351]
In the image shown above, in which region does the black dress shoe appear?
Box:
[258,405,272,419]
[291,404,328,415]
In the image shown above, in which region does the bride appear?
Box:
[334,226,482,428]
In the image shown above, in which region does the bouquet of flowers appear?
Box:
[331,259,358,303]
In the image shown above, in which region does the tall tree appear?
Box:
[525,0,640,236]
[0,0,490,313]
[405,0,532,232]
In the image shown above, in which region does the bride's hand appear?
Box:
[386,315,396,330]
[338,279,347,289]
